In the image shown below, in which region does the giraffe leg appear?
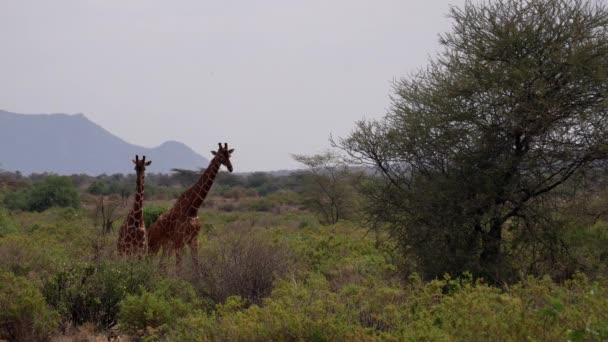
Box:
[189,237,200,275]
[159,245,169,271]
[175,247,184,273]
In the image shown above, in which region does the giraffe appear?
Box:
[117,155,151,256]
[148,142,234,268]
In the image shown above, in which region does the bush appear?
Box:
[218,203,236,212]
[196,224,290,305]
[0,207,17,237]
[144,205,168,228]
[118,279,208,340]
[209,272,608,341]
[5,176,80,212]
[3,190,29,211]
[215,276,353,342]
[0,271,59,341]
[43,260,158,330]
[0,235,64,281]
[239,198,274,212]
[220,186,248,200]
[28,176,80,212]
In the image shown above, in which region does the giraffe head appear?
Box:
[132,155,152,173]
[211,142,235,172]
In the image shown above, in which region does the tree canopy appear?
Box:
[339,0,608,281]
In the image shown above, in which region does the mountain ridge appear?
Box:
[0,110,208,175]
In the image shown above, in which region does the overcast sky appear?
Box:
[1,0,468,171]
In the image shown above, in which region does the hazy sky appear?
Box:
[1,0,468,171]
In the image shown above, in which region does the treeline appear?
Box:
[0,166,363,224]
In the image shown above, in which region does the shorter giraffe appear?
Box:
[148,143,234,269]
[117,155,151,256]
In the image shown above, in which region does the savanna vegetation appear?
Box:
[1,0,608,341]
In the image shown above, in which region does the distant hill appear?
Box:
[0,110,208,175]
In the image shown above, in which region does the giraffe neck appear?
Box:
[182,156,222,215]
[129,170,145,226]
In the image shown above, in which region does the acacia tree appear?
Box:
[339,0,608,281]
[292,152,359,224]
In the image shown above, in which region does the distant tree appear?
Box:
[216,172,245,188]
[246,172,270,188]
[338,0,608,281]
[27,176,80,212]
[87,181,107,196]
[170,168,200,187]
[94,195,120,234]
[293,152,360,224]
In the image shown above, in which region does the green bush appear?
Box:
[43,260,158,330]
[0,207,17,237]
[0,271,59,341]
[87,180,108,195]
[118,280,207,340]
[4,176,80,212]
[144,205,168,228]
[27,176,80,212]
[3,190,29,211]
[239,198,274,212]
[0,235,64,281]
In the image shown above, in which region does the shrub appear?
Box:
[143,205,168,228]
[218,203,236,212]
[118,280,208,340]
[87,180,108,195]
[0,207,17,237]
[196,224,290,305]
[5,176,80,212]
[28,176,80,212]
[0,235,64,281]
[3,189,29,211]
[216,276,353,342]
[43,260,158,330]
[220,186,248,200]
[0,271,59,341]
[239,198,274,212]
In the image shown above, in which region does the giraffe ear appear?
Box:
[228,149,234,154]
[211,151,217,156]
[145,161,152,166]
[132,159,137,164]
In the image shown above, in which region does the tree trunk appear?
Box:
[480,219,503,283]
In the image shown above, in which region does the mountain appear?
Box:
[0,110,208,175]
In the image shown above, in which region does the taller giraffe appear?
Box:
[148,143,234,267]
[117,155,151,256]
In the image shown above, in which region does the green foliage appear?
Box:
[43,260,159,330]
[27,176,80,212]
[339,0,608,281]
[0,235,65,281]
[566,221,608,277]
[118,280,202,339]
[0,207,17,237]
[3,189,29,211]
[87,180,107,195]
[0,271,59,342]
[4,176,80,212]
[144,205,168,228]
[206,272,608,341]
[239,197,274,212]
